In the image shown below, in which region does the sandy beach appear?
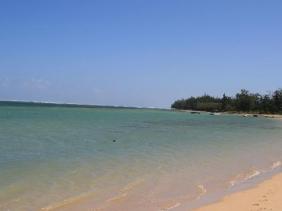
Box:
[173,110,282,121]
[262,114,282,120]
[196,173,282,211]
[43,172,282,211]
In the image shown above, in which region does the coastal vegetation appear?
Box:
[171,89,282,114]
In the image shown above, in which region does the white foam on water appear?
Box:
[271,161,282,170]
[229,169,261,187]
[197,184,207,199]
[244,170,261,180]
[229,161,282,189]
[41,191,95,211]
[160,202,181,211]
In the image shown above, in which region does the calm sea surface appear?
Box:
[0,106,282,210]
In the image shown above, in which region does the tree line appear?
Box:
[171,89,282,114]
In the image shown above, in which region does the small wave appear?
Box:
[41,192,95,211]
[196,185,207,199]
[229,180,235,187]
[106,178,144,203]
[271,161,282,170]
[121,178,144,192]
[230,161,282,188]
[245,170,261,180]
[107,192,128,203]
[229,169,261,187]
[160,202,181,211]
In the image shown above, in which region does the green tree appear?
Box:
[235,89,256,111]
[171,89,282,114]
[273,89,282,112]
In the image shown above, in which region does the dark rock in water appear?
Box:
[253,114,258,117]
[191,111,201,114]
[112,139,116,142]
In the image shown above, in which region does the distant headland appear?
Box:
[0,101,139,110]
[171,89,282,114]
[0,101,167,111]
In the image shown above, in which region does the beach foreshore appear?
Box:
[173,109,282,120]
[41,172,282,211]
[196,172,282,211]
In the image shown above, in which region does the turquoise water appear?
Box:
[0,106,282,210]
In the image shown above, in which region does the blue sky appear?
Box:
[0,0,281,108]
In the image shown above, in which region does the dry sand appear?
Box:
[196,173,282,211]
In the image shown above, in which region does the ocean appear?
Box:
[0,105,282,210]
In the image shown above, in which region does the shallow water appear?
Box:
[0,106,282,210]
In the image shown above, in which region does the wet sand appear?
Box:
[42,173,282,211]
[196,172,282,211]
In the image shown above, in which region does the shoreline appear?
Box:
[40,165,282,211]
[195,172,282,211]
[173,109,282,120]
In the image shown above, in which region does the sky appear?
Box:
[0,0,281,108]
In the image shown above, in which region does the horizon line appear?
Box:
[0,100,168,110]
